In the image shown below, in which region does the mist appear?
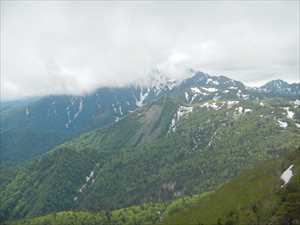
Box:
[1,1,299,100]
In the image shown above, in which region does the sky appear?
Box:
[1,0,299,100]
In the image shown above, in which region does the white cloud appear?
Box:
[1,1,299,100]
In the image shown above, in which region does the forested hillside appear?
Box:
[1,93,300,221]
[5,149,300,225]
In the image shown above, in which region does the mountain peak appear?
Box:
[262,79,289,88]
[260,79,299,95]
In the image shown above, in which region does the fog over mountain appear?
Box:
[1,1,299,100]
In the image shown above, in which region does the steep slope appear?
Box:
[1,94,300,221]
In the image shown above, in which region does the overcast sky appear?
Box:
[1,1,299,100]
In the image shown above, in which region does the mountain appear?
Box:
[1,71,298,161]
[1,71,300,223]
[0,73,179,161]
[260,79,300,96]
[1,87,300,221]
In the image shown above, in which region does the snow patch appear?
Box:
[242,94,249,100]
[206,78,212,84]
[234,106,254,114]
[177,106,193,119]
[294,99,300,107]
[277,120,288,128]
[170,118,176,132]
[190,94,198,104]
[136,88,150,107]
[236,106,243,114]
[191,87,209,95]
[169,106,193,132]
[200,102,223,110]
[118,105,123,116]
[79,184,86,193]
[227,101,239,108]
[86,171,94,182]
[281,164,294,187]
[65,109,72,128]
[212,80,219,85]
[79,170,95,193]
[202,87,218,92]
[191,87,201,93]
[295,123,300,128]
[236,89,246,99]
[112,104,118,113]
[283,107,294,119]
[73,99,83,120]
[244,108,252,113]
[185,92,189,103]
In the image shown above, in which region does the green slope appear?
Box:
[1,97,300,221]
[160,150,300,225]
[5,149,300,225]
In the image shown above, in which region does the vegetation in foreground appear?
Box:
[4,148,300,225]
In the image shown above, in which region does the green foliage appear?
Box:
[159,149,300,225]
[6,149,300,225]
[1,97,300,223]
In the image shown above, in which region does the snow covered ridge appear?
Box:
[281,164,294,187]
[169,106,193,132]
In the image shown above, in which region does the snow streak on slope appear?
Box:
[281,164,294,187]
[169,106,193,132]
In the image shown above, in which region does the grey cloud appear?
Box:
[1,1,299,100]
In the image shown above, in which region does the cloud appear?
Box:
[1,1,299,100]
